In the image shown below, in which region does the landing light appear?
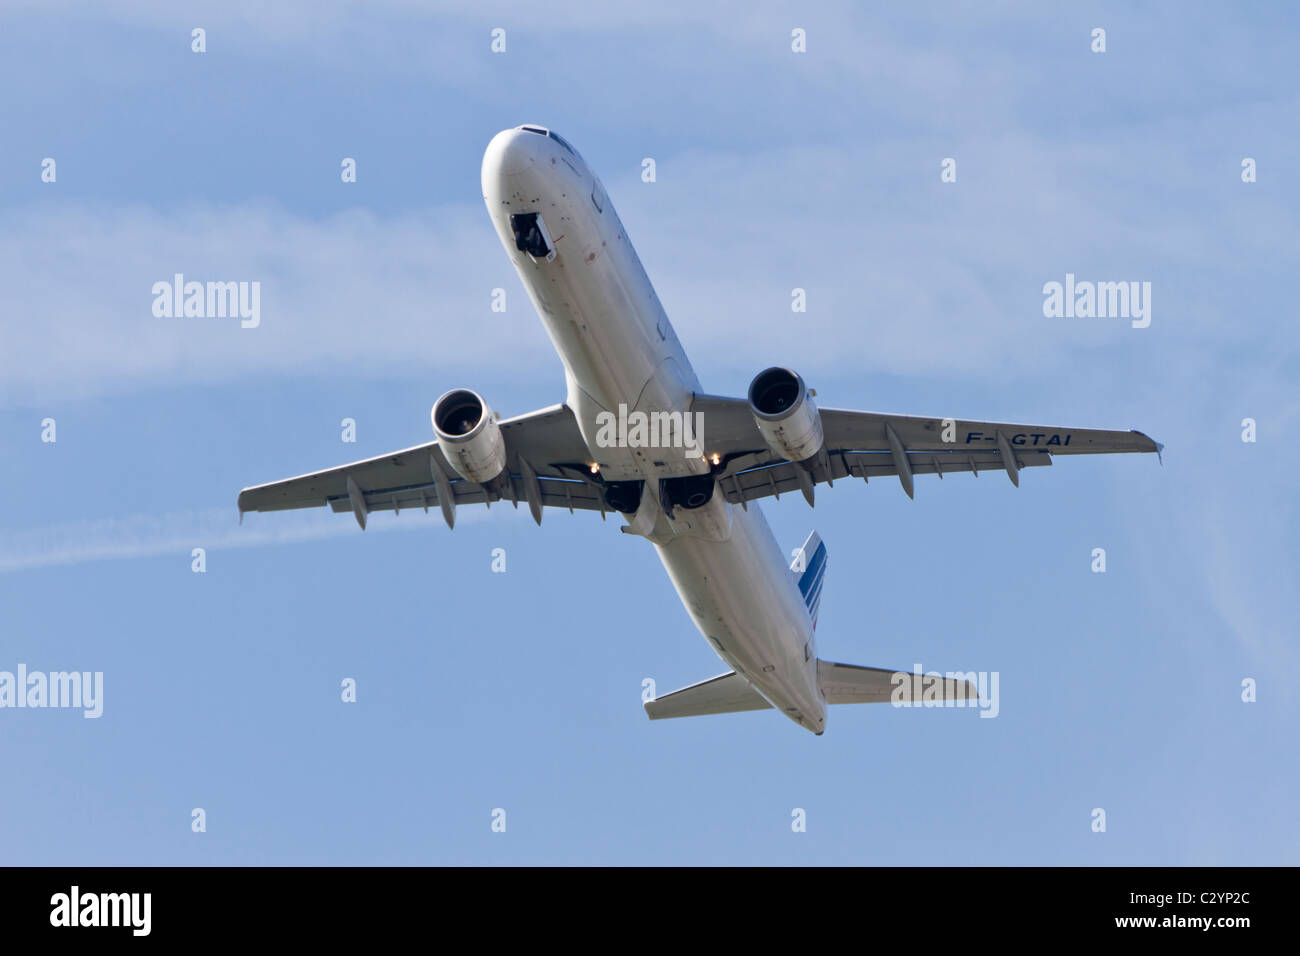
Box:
[589,462,600,474]
[711,452,720,466]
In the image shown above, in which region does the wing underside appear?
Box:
[692,395,1161,507]
[237,403,608,525]
[238,394,1161,526]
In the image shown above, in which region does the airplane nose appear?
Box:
[481,128,540,195]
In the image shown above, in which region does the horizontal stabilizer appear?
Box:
[817,660,979,705]
[644,671,773,720]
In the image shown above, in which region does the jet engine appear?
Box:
[432,388,507,484]
[747,367,824,463]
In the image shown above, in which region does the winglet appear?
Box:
[1132,429,1164,465]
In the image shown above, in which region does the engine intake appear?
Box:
[432,388,507,484]
[747,367,823,463]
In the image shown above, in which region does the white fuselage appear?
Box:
[482,127,826,733]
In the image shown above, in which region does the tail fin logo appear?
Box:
[792,532,827,627]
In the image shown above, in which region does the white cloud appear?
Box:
[0,200,553,407]
[3,115,1293,409]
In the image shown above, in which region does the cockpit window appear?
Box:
[519,125,547,135]
[548,131,577,156]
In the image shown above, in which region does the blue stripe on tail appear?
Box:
[793,532,827,627]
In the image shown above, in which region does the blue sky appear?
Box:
[1,1,1296,864]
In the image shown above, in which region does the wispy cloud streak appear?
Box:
[0,506,488,574]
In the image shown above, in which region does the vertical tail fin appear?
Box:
[791,531,827,629]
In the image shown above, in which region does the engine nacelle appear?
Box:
[432,388,507,484]
[747,367,823,463]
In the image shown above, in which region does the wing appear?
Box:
[237,404,605,528]
[692,394,1162,505]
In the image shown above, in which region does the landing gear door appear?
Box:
[509,212,557,263]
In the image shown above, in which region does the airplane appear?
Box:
[237,124,1162,735]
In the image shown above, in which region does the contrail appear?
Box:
[0,505,489,574]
